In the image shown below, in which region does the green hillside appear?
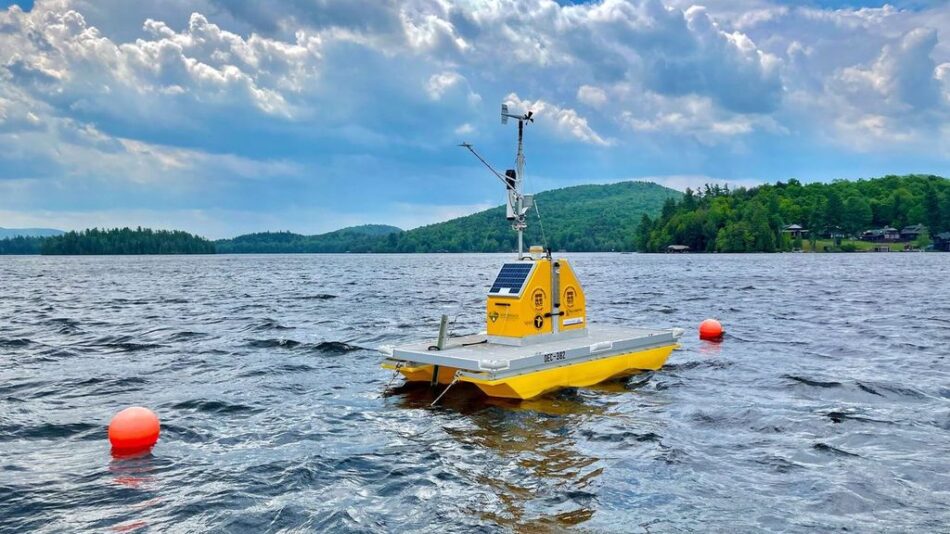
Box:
[638,174,950,252]
[5,176,948,255]
[377,181,681,252]
[214,181,680,253]
[215,224,402,253]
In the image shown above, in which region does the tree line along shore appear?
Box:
[1,175,948,255]
[636,175,949,253]
[0,228,214,255]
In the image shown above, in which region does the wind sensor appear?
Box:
[460,103,535,258]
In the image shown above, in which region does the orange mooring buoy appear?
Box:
[109,407,160,454]
[699,319,724,341]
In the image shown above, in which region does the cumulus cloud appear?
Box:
[426,71,462,99]
[851,28,941,110]
[616,89,787,145]
[818,28,948,150]
[505,92,612,146]
[424,70,480,106]
[0,0,949,234]
[577,85,608,108]
[712,3,947,146]
[0,8,324,124]
[938,62,950,105]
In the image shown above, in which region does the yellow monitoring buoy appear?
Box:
[108,406,160,455]
[382,104,683,401]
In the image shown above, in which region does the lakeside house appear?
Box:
[782,224,807,239]
[935,232,950,252]
[900,224,926,241]
[861,227,900,242]
[666,245,690,253]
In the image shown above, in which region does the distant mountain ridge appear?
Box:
[4,176,948,254]
[378,181,681,252]
[0,227,64,239]
[215,224,402,253]
[216,181,681,253]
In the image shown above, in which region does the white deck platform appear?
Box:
[389,325,678,378]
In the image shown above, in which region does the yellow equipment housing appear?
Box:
[486,257,587,343]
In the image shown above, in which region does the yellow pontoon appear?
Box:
[382,104,681,400]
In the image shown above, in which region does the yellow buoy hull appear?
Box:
[384,343,676,400]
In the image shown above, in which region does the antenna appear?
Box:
[461,103,535,259]
[500,103,535,258]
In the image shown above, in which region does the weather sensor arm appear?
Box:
[458,143,515,190]
[458,103,535,259]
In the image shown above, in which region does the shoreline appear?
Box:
[1,249,944,257]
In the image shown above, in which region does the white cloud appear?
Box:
[1,0,949,234]
[505,92,612,146]
[611,87,786,145]
[0,5,325,131]
[426,71,462,99]
[577,85,608,108]
[0,107,302,219]
[846,28,941,110]
[6,0,946,157]
[424,71,481,108]
[938,62,950,105]
[816,27,948,151]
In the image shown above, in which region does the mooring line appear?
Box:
[381,361,405,396]
[430,371,461,407]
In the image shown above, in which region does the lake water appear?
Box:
[1,253,948,532]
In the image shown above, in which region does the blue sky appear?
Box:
[1,0,948,238]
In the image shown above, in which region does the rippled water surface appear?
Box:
[2,253,949,532]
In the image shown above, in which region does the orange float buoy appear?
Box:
[699,319,724,341]
[109,407,160,454]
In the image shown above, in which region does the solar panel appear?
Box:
[488,262,535,297]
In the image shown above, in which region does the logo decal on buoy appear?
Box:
[489,311,499,323]
[532,289,545,311]
[534,315,544,329]
[565,287,576,309]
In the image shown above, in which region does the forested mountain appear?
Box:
[41,227,215,255]
[216,182,680,253]
[4,176,948,255]
[368,181,680,253]
[637,175,950,253]
[215,225,401,253]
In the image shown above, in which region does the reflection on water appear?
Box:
[1,253,949,531]
[109,455,157,489]
[392,376,662,531]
